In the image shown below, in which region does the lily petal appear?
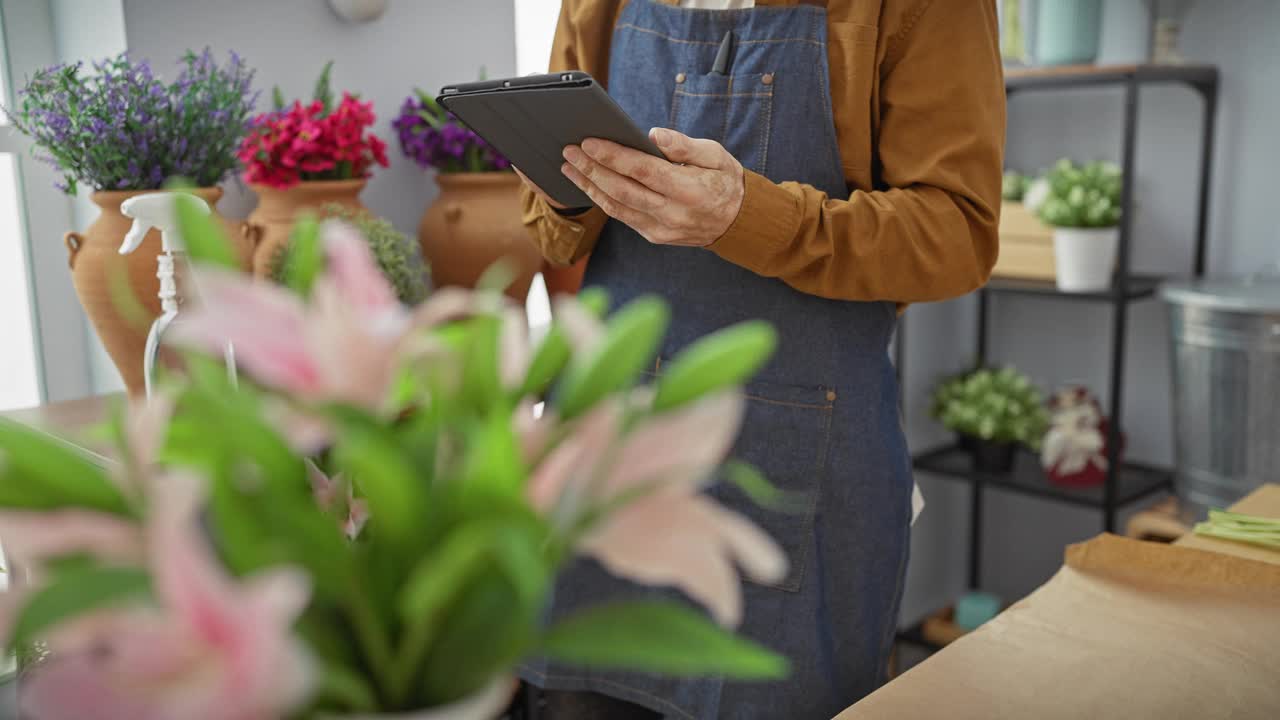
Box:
[0,509,144,571]
[322,220,399,314]
[605,391,745,497]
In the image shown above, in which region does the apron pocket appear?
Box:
[713,378,833,593]
[670,72,775,176]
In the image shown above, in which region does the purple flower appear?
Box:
[392,93,512,173]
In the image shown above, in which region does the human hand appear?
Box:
[560,128,744,247]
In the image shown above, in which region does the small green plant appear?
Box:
[931,367,1049,449]
[271,205,429,305]
[1034,158,1122,228]
[1002,170,1028,202]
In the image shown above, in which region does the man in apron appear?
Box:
[518,1,1004,717]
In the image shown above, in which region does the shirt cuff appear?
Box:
[709,169,802,273]
[526,195,608,265]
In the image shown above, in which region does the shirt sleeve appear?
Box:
[518,0,611,266]
[709,1,1005,303]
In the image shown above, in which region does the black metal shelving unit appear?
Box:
[896,63,1220,653]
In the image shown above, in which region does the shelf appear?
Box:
[985,275,1163,302]
[912,444,1172,509]
[895,618,942,652]
[1005,63,1219,93]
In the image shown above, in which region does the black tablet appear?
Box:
[438,72,664,209]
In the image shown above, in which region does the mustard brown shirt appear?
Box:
[520,0,1005,304]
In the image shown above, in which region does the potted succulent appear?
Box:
[394,89,551,305]
[1025,158,1123,292]
[0,203,791,719]
[270,205,430,306]
[2,49,257,395]
[239,62,389,277]
[932,366,1050,473]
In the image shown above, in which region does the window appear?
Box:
[0,6,43,411]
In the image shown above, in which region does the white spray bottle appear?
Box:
[119,192,237,397]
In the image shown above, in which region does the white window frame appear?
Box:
[0,0,97,404]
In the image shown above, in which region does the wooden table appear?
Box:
[837,485,1280,719]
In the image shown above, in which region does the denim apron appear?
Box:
[523,2,914,718]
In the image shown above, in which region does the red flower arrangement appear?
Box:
[238,91,388,189]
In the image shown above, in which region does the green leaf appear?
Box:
[176,192,237,269]
[0,418,130,515]
[557,296,669,418]
[313,60,335,112]
[398,523,496,624]
[461,315,502,411]
[7,567,150,650]
[272,85,287,112]
[283,213,323,297]
[541,601,789,679]
[314,659,379,713]
[577,287,610,316]
[722,460,806,513]
[519,326,570,399]
[333,425,424,550]
[652,321,776,411]
[475,260,516,296]
[459,409,522,499]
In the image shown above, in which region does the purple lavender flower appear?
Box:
[393,91,512,173]
[1,48,257,194]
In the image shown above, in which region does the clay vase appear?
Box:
[64,188,246,396]
[542,256,589,298]
[244,178,369,277]
[418,173,542,304]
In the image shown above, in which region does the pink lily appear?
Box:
[527,391,787,627]
[19,472,314,720]
[174,221,532,448]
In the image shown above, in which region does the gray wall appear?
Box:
[900,0,1280,621]
[121,0,517,236]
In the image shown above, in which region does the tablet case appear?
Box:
[438,72,664,209]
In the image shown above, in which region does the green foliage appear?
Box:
[269,205,429,305]
[1002,170,1028,202]
[0,212,793,714]
[1036,158,1123,228]
[931,366,1049,448]
[541,601,789,679]
[6,567,151,650]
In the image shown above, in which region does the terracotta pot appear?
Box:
[418,173,542,304]
[244,178,369,277]
[64,188,246,396]
[542,256,589,298]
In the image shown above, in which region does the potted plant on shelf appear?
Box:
[2,49,257,395]
[239,61,389,277]
[394,89,552,305]
[932,366,1050,473]
[270,205,429,306]
[0,203,790,720]
[1026,158,1124,292]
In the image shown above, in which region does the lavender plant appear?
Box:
[3,49,256,195]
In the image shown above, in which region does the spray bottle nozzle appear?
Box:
[119,192,210,255]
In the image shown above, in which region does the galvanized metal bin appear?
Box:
[1160,271,1280,511]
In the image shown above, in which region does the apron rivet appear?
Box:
[675,72,687,83]
[762,73,775,85]
[826,390,837,402]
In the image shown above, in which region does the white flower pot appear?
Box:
[1053,226,1119,292]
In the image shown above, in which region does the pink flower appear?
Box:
[174,220,532,449]
[174,221,410,414]
[19,473,314,720]
[526,391,786,627]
